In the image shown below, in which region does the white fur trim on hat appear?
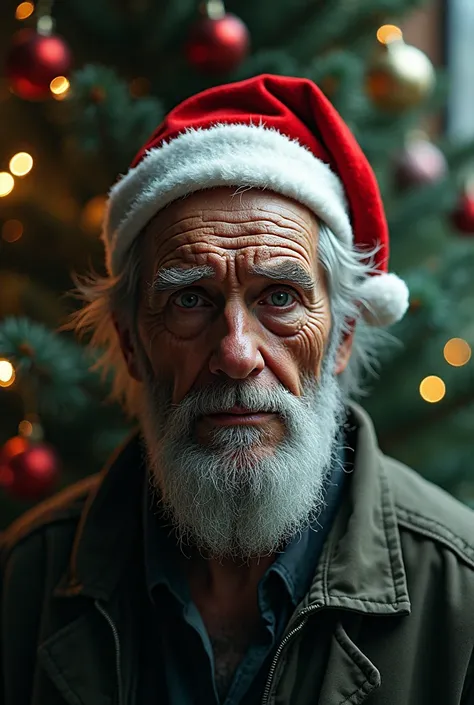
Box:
[359,273,410,326]
[103,123,352,276]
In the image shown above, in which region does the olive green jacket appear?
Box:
[1,404,474,705]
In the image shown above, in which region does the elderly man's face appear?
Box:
[138,188,345,396]
[117,188,352,558]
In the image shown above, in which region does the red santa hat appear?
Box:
[103,73,409,326]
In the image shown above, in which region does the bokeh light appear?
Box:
[18,417,43,441]
[443,338,472,367]
[50,76,70,97]
[15,2,34,20]
[0,360,16,388]
[37,15,53,33]
[377,24,403,44]
[0,172,15,197]
[419,375,446,403]
[2,219,24,243]
[18,420,33,437]
[9,152,33,177]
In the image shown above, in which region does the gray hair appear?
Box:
[71,219,384,417]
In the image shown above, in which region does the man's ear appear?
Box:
[112,315,143,382]
[334,323,355,375]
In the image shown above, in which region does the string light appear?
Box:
[15,2,34,20]
[0,360,16,388]
[0,172,15,197]
[376,24,403,45]
[50,76,70,98]
[18,416,43,441]
[18,420,33,437]
[419,375,446,403]
[2,219,24,243]
[443,338,472,367]
[9,152,33,177]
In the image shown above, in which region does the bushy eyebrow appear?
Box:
[149,260,316,297]
[150,265,215,293]
[250,261,315,292]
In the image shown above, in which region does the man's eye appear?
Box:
[265,290,296,307]
[174,292,208,309]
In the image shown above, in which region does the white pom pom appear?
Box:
[359,273,409,327]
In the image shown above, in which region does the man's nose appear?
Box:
[209,303,265,379]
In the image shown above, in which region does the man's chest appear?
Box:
[194,598,264,702]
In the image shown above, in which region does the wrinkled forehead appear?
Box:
[140,187,320,265]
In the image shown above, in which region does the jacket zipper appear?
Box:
[95,600,123,705]
[261,602,322,705]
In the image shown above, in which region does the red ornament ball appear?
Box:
[450,191,474,235]
[185,13,250,74]
[5,28,72,101]
[0,437,60,500]
[394,138,447,190]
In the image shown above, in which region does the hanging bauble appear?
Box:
[0,437,60,500]
[5,28,72,101]
[185,0,250,74]
[394,134,447,190]
[365,38,435,112]
[450,186,474,236]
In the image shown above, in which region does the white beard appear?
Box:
[137,352,345,561]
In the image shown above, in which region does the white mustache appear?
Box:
[165,380,314,433]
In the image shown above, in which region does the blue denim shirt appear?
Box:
[142,451,346,705]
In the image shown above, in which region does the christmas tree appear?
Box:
[1,0,474,526]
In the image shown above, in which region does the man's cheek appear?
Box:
[271,327,328,393]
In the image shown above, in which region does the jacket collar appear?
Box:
[55,404,410,618]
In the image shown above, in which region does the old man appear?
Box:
[2,74,474,705]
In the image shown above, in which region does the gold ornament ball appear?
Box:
[365,40,435,112]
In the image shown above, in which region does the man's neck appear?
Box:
[184,550,276,615]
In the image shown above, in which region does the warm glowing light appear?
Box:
[377,24,403,44]
[18,417,43,441]
[0,360,15,388]
[80,194,107,233]
[18,419,33,437]
[2,219,24,243]
[419,375,446,403]
[50,76,70,96]
[9,152,33,177]
[0,172,15,197]
[15,1,34,20]
[444,338,472,367]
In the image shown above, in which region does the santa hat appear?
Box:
[103,73,409,326]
